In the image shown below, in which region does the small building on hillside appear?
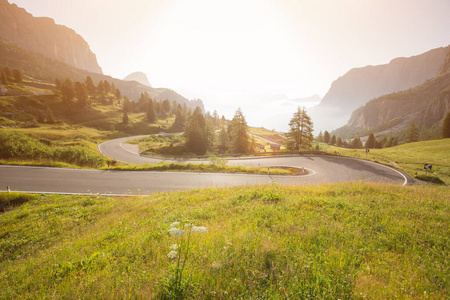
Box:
[270,144,281,151]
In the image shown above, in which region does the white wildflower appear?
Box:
[167,250,178,259]
[191,226,207,233]
[184,223,193,228]
[170,244,179,250]
[168,227,185,236]
[170,222,180,228]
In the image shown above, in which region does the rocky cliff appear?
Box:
[332,47,450,139]
[309,46,449,132]
[0,0,102,74]
[124,72,152,87]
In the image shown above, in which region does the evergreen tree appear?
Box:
[46,107,56,124]
[74,81,88,108]
[1,72,7,85]
[286,106,314,150]
[185,107,207,155]
[172,109,186,131]
[54,78,62,91]
[4,67,12,81]
[205,115,216,151]
[115,88,122,100]
[97,81,105,95]
[162,99,171,114]
[123,96,132,112]
[350,137,363,149]
[85,76,95,94]
[104,81,111,93]
[364,133,376,149]
[442,111,450,138]
[61,79,75,104]
[330,135,336,146]
[147,99,157,123]
[324,131,331,144]
[317,131,324,143]
[218,126,229,153]
[336,136,343,147]
[405,120,419,143]
[229,108,251,153]
[122,111,129,124]
[13,69,23,84]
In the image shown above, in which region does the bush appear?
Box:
[0,193,36,212]
[0,130,105,168]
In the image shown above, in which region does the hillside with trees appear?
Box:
[332,47,450,143]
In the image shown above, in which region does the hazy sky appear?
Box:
[8,0,450,128]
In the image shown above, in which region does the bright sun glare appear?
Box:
[145,0,311,96]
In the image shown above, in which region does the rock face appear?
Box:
[124,72,152,87]
[332,47,450,139]
[310,46,449,132]
[0,0,102,74]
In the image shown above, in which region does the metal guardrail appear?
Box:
[140,151,328,159]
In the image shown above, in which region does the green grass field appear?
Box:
[1,183,449,299]
[326,139,450,184]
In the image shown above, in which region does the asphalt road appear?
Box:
[0,136,410,195]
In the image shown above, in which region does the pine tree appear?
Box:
[218,126,229,153]
[330,135,336,146]
[74,81,88,109]
[317,131,324,143]
[185,107,207,155]
[336,136,343,147]
[122,111,129,124]
[46,107,56,124]
[1,72,7,85]
[324,131,331,144]
[350,137,363,149]
[147,99,157,123]
[123,97,132,112]
[286,106,314,151]
[61,79,75,104]
[405,120,419,143]
[115,89,122,100]
[172,109,185,131]
[364,133,376,149]
[4,67,12,81]
[442,111,450,138]
[229,108,251,154]
[13,69,23,84]
[85,76,95,94]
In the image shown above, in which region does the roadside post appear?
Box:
[365,148,370,158]
[424,164,432,176]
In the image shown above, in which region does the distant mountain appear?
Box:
[124,72,152,87]
[309,46,449,132]
[332,47,450,140]
[0,0,102,74]
[0,38,204,112]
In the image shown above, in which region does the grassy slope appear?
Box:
[326,139,450,184]
[1,183,449,299]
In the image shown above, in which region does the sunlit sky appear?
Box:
[9,0,450,129]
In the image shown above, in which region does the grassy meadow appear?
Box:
[1,183,449,299]
[326,139,450,185]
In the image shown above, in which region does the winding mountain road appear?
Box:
[0,135,411,195]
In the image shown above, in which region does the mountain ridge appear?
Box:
[0,38,204,112]
[0,0,102,74]
[309,46,449,132]
[124,72,152,87]
[332,47,450,140]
